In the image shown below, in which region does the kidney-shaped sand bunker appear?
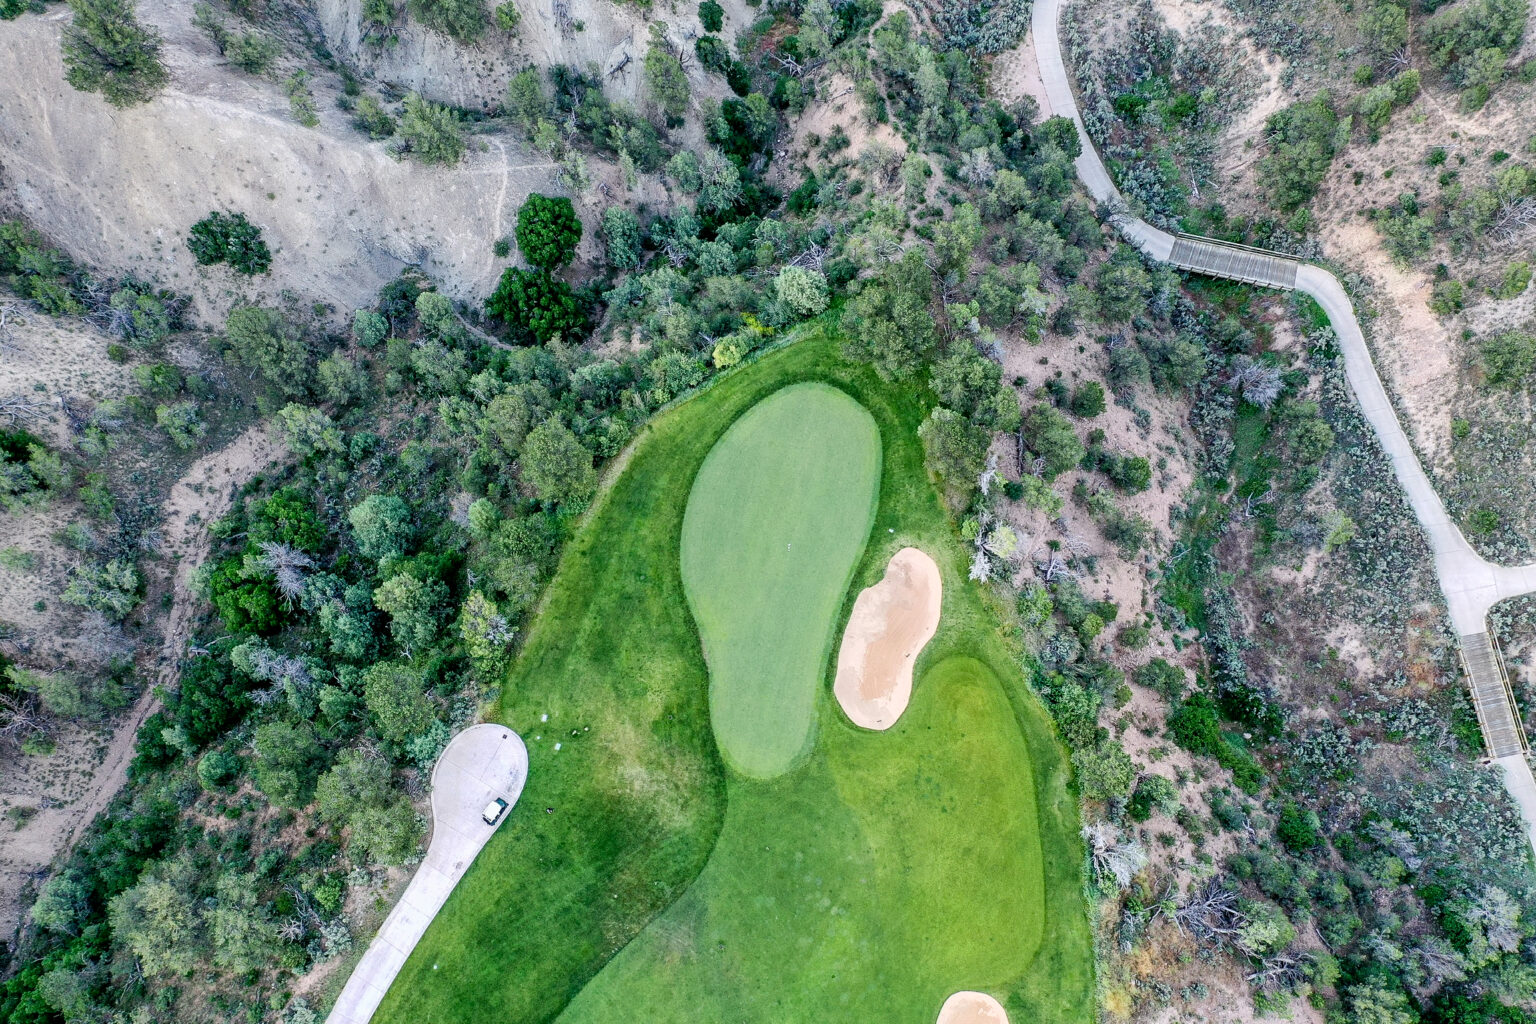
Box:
[834,546,942,730]
[680,382,881,778]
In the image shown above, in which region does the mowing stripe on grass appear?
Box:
[681,382,881,778]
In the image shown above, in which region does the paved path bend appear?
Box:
[1029,0,1536,853]
[325,724,528,1024]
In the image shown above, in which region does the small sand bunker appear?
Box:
[833,547,942,730]
[936,991,1010,1024]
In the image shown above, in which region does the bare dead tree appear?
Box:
[1174,879,1247,946]
[552,0,575,39]
[0,691,45,744]
[1033,549,1079,582]
[1493,196,1536,243]
[1237,488,1275,520]
[258,542,315,607]
[0,302,25,356]
[788,242,827,273]
[1248,951,1310,992]
[0,393,48,424]
[1387,46,1412,72]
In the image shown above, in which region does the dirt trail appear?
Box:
[0,423,280,936]
[84,423,283,834]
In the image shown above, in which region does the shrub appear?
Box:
[1068,381,1106,418]
[1481,330,1535,387]
[1276,801,1322,853]
[1496,261,1531,299]
[353,94,397,139]
[773,266,829,319]
[62,0,167,108]
[399,92,464,164]
[600,207,642,269]
[155,401,206,449]
[515,194,582,270]
[187,212,272,275]
[1127,774,1178,821]
[485,267,585,343]
[406,0,486,42]
[698,0,723,32]
[1020,404,1085,480]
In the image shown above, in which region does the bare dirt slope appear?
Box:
[0,423,280,940]
[316,0,758,111]
[0,8,557,323]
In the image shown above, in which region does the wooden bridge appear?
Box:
[1167,234,1300,291]
[1461,631,1529,759]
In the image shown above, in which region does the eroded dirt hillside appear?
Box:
[0,6,557,322]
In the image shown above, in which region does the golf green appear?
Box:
[371,330,1092,1024]
[680,382,881,778]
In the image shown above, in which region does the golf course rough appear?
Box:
[680,382,881,778]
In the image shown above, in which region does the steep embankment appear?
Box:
[0,7,555,320]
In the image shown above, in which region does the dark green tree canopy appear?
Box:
[187,212,272,275]
[516,194,583,270]
[486,267,586,344]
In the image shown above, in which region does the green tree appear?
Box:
[373,573,448,651]
[276,403,343,458]
[460,590,515,667]
[353,309,388,348]
[1069,381,1106,417]
[317,353,370,406]
[1259,94,1342,212]
[407,0,486,42]
[348,494,414,560]
[516,194,583,270]
[601,207,643,269]
[932,203,983,277]
[1020,404,1085,480]
[187,211,272,275]
[773,266,829,319]
[251,720,325,806]
[30,874,90,935]
[841,249,937,380]
[485,267,585,343]
[698,0,724,32]
[644,27,690,122]
[399,92,465,164]
[1126,774,1178,821]
[504,68,549,131]
[108,858,205,976]
[155,400,206,449]
[363,662,435,745]
[62,0,168,108]
[1277,801,1322,853]
[520,418,596,508]
[196,749,242,790]
[1094,249,1151,323]
[224,305,310,395]
[209,872,278,974]
[917,407,990,497]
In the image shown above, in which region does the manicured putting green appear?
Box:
[680,382,880,778]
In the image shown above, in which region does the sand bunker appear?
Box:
[833,547,942,730]
[935,991,1010,1024]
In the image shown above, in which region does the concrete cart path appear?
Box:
[324,724,528,1024]
[1029,0,1536,850]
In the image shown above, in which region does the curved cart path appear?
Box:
[324,724,528,1024]
[1029,0,1536,851]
